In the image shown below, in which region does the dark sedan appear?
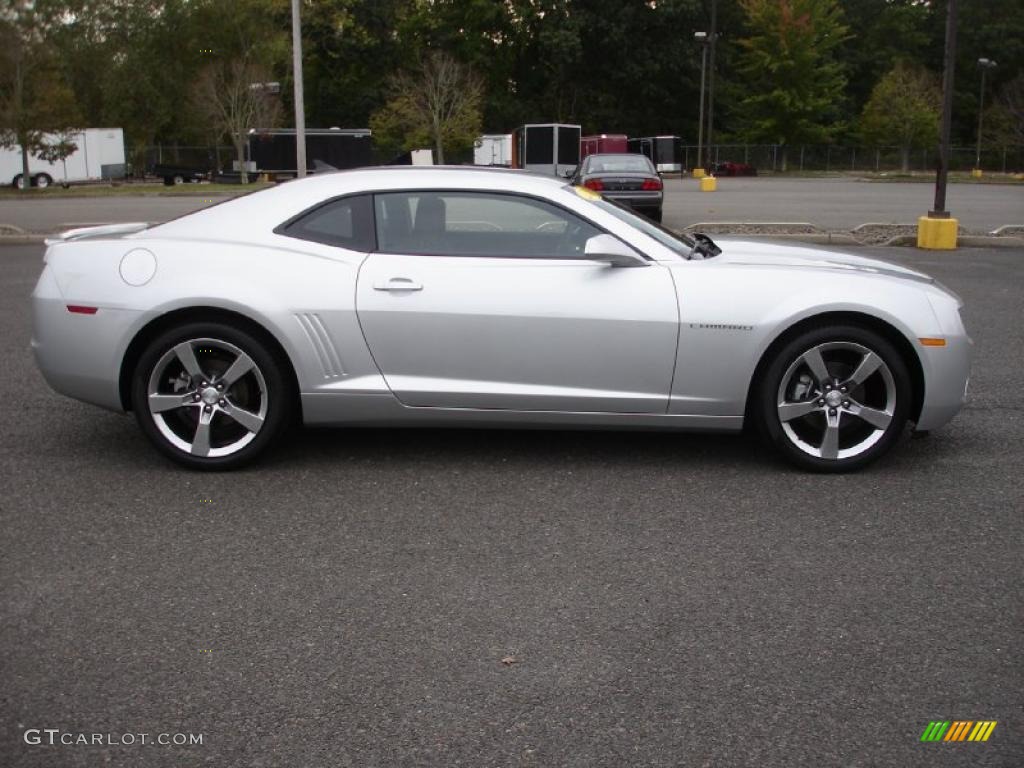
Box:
[570,153,663,222]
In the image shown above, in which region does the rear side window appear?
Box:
[278,194,375,251]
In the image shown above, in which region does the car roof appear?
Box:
[146,166,572,239]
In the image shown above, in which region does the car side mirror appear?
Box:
[584,234,649,267]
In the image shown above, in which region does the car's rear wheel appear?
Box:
[131,322,292,469]
[755,325,911,472]
[33,173,53,189]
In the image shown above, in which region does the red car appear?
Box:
[711,160,757,177]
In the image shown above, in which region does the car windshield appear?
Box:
[570,188,696,259]
[585,155,652,174]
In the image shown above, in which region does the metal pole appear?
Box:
[291,0,307,177]
[931,0,957,216]
[705,0,717,170]
[975,65,988,169]
[696,44,706,170]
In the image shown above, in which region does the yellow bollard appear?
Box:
[692,167,706,178]
[700,175,717,192]
[970,168,983,178]
[916,215,958,249]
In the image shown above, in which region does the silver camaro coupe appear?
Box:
[31,167,971,471]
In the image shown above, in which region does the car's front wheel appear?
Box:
[131,322,292,469]
[755,325,911,472]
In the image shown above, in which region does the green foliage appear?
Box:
[0,5,80,187]
[859,61,940,171]
[11,0,1024,160]
[370,52,483,163]
[735,0,850,157]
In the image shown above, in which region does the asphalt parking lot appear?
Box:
[1,243,1021,767]
[2,176,1022,234]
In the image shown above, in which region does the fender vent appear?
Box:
[294,312,344,379]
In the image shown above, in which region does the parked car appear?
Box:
[711,160,757,177]
[571,153,663,222]
[32,167,970,472]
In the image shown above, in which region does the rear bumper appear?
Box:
[604,191,662,211]
[31,265,135,412]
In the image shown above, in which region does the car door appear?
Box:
[355,190,679,413]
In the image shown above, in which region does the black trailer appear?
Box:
[627,136,683,173]
[247,128,373,175]
[511,124,581,177]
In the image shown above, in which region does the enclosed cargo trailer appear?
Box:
[1,128,126,188]
[627,135,683,173]
[581,134,628,160]
[511,124,581,177]
[248,128,373,175]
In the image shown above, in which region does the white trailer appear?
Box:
[474,134,513,167]
[1,128,126,188]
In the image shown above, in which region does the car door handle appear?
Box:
[373,277,423,292]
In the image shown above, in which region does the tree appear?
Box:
[859,61,940,171]
[35,130,79,185]
[370,52,483,164]
[192,58,282,182]
[0,6,79,190]
[735,0,850,170]
[984,75,1024,148]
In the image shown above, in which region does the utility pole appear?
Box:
[705,0,717,171]
[291,0,307,177]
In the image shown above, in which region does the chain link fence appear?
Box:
[684,143,1024,174]
[128,142,1024,177]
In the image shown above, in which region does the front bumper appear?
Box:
[914,333,972,432]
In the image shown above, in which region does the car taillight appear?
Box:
[641,178,663,191]
[584,178,604,191]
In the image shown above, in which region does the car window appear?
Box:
[572,188,694,260]
[587,155,654,174]
[278,194,375,251]
[373,191,602,259]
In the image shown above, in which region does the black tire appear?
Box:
[130,321,293,470]
[33,173,53,189]
[647,209,663,224]
[12,174,25,190]
[754,324,911,472]
[162,176,175,186]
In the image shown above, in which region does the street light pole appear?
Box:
[694,32,707,174]
[975,58,997,171]
[918,0,958,249]
[290,0,307,178]
[930,0,957,217]
[705,0,718,171]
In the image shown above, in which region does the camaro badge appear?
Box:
[688,323,753,331]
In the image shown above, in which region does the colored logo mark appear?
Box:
[920,721,997,742]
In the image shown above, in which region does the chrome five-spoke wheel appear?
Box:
[132,322,291,469]
[777,342,895,460]
[148,338,267,458]
[758,325,911,472]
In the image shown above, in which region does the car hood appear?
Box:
[711,238,933,283]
